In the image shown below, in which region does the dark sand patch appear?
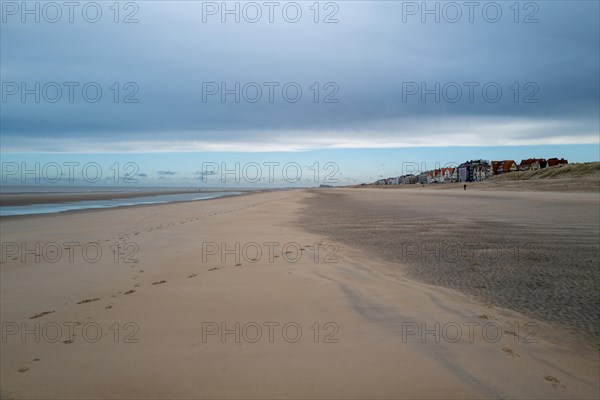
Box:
[29,311,54,319]
[299,189,600,345]
[77,298,100,304]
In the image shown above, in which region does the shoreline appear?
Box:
[0,190,262,220]
[0,189,262,207]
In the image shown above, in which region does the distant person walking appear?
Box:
[464,184,467,191]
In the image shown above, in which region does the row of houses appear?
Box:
[374,157,568,185]
[491,158,568,175]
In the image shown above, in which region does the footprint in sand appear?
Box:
[478,314,497,320]
[234,263,242,267]
[152,280,166,285]
[124,290,136,295]
[208,267,219,271]
[62,339,73,344]
[105,305,113,309]
[18,367,29,373]
[134,284,140,287]
[188,274,197,278]
[502,347,520,358]
[544,375,566,389]
[77,298,100,304]
[30,311,55,319]
[274,255,280,258]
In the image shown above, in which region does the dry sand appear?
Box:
[1,189,598,399]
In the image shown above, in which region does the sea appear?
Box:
[0,186,244,217]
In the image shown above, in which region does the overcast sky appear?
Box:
[1,1,598,183]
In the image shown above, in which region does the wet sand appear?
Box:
[0,190,202,206]
[301,188,600,344]
[1,189,598,399]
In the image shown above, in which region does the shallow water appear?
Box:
[0,191,242,216]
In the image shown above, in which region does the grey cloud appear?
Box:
[0,1,598,150]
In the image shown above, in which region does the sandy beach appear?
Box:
[1,189,599,399]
